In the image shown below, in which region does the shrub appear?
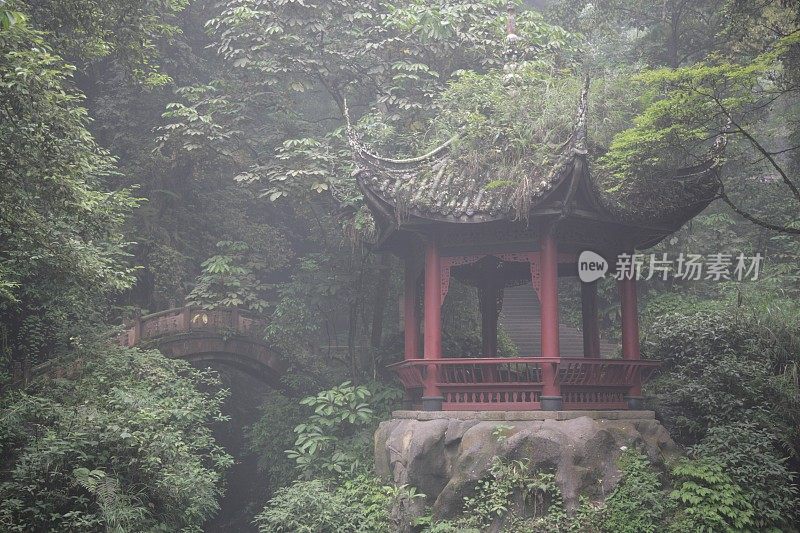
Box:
[0,343,232,531]
[601,449,669,533]
[461,458,563,530]
[644,308,800,528]
[668,460,755,532]
[690,422,799,529]
[254,476,392,533]
[285,382,380,478]
[283,381,401,479]
[254,479,351,533]
[246,390,306,489]
[644,310,793,444]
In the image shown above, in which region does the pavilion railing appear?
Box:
[388,357,660,411]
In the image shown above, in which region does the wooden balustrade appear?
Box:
[388,357,659,410]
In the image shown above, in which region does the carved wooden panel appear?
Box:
[441,266,450,305]
[442,255,486,267]
[495,252,542,301]
[440,255,485,304]
[529,256,542,300]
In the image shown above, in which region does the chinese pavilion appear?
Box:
[349,76,722,412]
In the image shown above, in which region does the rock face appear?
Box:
[374,411,679,522]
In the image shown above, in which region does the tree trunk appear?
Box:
[370,254,392,350]
[347,301,359,384]
[667,8,680,68]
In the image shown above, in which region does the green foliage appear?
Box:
[414,515,475,533]
[5,0,800,530]
[235,137,344,202]
[461,458,563,529]
[492,424,514,444]
[205,0,575,116]
[645,309,799,445]
[425,68,583,213]
[0,4,24,30]
[690,422,799,529]
[187,241,271,312]
[254,476,393,533]
[644,306,800,528]
[17,0,188,85]
[602,449,669,533]
[0,342,232,531]
[595,29,800,232]
[286,382,381,478]
[0,10,139,370]
[254,478,358,533]
[264,252,355,365]
[246,390,307,489]
[669,460,755,532]
[157,0,581,247]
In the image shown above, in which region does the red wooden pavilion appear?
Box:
[349,85,721,412]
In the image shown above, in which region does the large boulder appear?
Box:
[374,411,679,524]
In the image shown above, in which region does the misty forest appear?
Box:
[1,0,800,531]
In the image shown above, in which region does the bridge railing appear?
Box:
[119,307,266,347]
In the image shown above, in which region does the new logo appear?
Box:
[578,251,608,283]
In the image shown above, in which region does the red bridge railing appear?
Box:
[118,307,265,347]
[388,357,660,410]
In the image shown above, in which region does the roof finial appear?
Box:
[504,2,522,68]
[506,3,517,38]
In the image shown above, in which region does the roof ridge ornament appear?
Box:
[712,118,729,161]
[506,2,519,42]
[354,136,456,169]
[504,2,523,68]
[343,97,457,170]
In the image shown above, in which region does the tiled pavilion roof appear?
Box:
[349,81,724,246]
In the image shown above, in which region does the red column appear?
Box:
[422,238,443,410]
[539,230,562,410]
[403,258,419,361]
[619,275,643,409]
[581,281,601,357]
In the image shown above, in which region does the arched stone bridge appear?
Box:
[8,307,284,388]
[117,307,286,384]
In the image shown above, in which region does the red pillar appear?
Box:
[581,281,601,357]
[619,275,643,409]
[422,238,443,410]
[539,230,562,410]
[403,258,419,361]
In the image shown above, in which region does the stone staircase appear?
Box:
[499,284,616,357]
